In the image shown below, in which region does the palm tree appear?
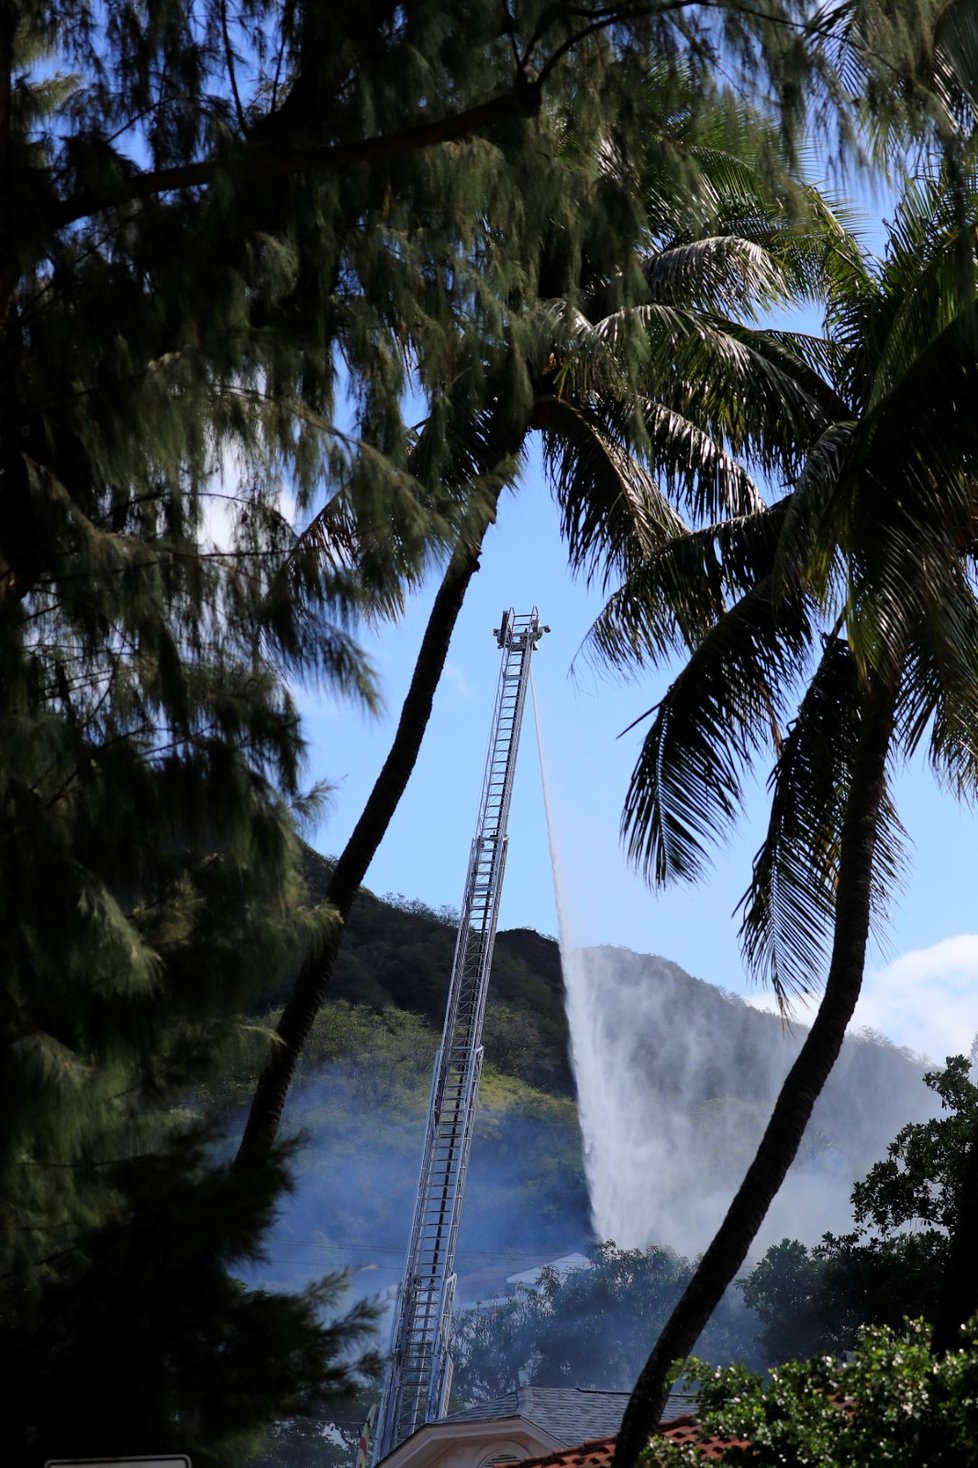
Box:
[606,165,978,1465]
[236,420,520,1163]
[235,78,846,1165]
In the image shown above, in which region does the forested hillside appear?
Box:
[246,868,948,1468]
[244,859,934,1310]
[292,847,574,1094]
[243,856,587,1303]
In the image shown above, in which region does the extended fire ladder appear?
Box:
[372,609,547,1463]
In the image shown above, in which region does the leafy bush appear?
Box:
[653,1319,978,1467]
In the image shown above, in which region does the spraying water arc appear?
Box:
[530,673,624,1243]
[531,680,938,1260]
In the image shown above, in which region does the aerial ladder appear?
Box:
[372,608,548,1463]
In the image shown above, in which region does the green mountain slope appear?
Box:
[242,874,953,1468]
[243,860,932,1312]
[290,847,575,1095]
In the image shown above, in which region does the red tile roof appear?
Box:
[515,1416,752,1468]
[656,1415,752,1461]
[516,1439,615,1468]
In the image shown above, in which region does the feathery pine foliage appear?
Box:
[2,0,973,1456]
[4,1135,380,1467]
[3,0,874,596]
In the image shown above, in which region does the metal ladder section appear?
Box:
[373,608,547,1462]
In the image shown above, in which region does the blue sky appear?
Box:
[297,442,978,1068]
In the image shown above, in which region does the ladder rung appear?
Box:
[379,614,539,1458]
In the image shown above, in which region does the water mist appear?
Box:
[530,677,934,1259]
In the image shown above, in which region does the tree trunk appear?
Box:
[613,680,897,1468]
[235,524,493,1167]
[931,1113,978,1353]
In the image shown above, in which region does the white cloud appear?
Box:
[441,661,471,699]
[853,934,978,1065]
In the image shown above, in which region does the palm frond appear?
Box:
[740,642,906,1008]
[836,340,978,677]
[537,395,686,587]
[642,235,789,318]
[859,304,978,484]
[934,0,978,113]
[582,501,789,672]
[899,562,978,795]
[738,637,859,1006]
[869,203,978,414]
[570,386,764,521]
[639,400,764,521]
[844,487,976,686]
[772,421,856,604]
[586,303,832,481]
[753,328,851,393]
[621,578,815,886]
[780,185,875,308]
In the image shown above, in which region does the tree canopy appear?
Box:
[652,1318,978,1468]
[9,12,817,1450]
[8,0,978,1460]
[740,1054,978,1362]
[452,1242,763,1403]
[610,152,978,1462]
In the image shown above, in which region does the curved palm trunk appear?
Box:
[931,1115,978,1353]
[235,520,494,1167]
[613,681,897,1468]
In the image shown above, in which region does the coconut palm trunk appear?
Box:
[613,679,897,1468]
[235,519,494,1166]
